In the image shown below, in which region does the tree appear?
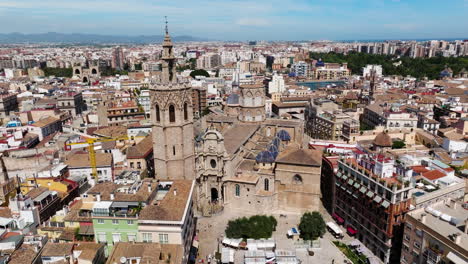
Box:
[392,140,406,149]
[190,69,210,79]
[43,67,73,77]
[225,215,277,239]
[298,211,326,241]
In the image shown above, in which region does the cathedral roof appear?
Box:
[276,147,321,167]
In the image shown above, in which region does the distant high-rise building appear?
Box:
[111,47,125,70]
[268,73,285,94]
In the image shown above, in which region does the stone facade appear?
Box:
[195,115,322,216]
[150,28,195,180]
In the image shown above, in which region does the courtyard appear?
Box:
[196,204,356,264]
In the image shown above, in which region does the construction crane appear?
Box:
[65,136,128,181]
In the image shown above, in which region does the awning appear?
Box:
[347,226,358,235]
[373,195,382,203]
[336,172,342,178]
[359,186,367,193]
[111,201,139,208]
[335,182,341,187]
[348,179,354,185]
[446,252,466,264]
[381,200,390,209]
[366,191,374,198]
[342,175,348,181]
[353,182,360,189]
[332,213,344,224]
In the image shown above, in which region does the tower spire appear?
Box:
[165,16,168,35]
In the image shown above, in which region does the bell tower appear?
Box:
[150,18,195,180]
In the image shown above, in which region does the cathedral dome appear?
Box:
[272,137,281,148]
[276,130,291,141]
[373,132,392,147]
[256,151,276,164]
[267,144,279,158]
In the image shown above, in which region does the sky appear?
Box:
[0,0,467,41]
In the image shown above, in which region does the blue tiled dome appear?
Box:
[316,59,325,67]
[267,144,279,158]
[256,151,275,163]
[272,137,281,147]
[276,130,291,141]
[226,94,239,105]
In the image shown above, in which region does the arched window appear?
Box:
[155,104,160,122]
[184,102,188,120]
[264,178,269,191]
[293,174,303,184]
[266,127,271,137]
[169,105,176,123]
[235,184,240,197]
[210,159,217,169]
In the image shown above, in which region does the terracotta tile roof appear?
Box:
[26,187,49,200]
[93,125,127,138]
[31,116,59,128]
[65,153,112,168]
[412,165,429,174]
[41,243,74,257]
[74,243,104,261]
[422,170,446,181]
[0,208,12,218]
[8,244,39,264]
[139,180,193,222]
[106,242,182,264]
[127,134,153,159]
[276,147,322,166]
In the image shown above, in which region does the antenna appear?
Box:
[165,16,168,35]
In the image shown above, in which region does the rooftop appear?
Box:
[408,201,468,252]
[139,180,194,222]
[106,242,182,264]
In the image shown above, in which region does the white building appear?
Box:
[362,64,383,78]
[268,73,286,94]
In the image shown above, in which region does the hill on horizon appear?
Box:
[0,32,205,44]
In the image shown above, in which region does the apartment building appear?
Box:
[401,201,467,264]
[312,63,350,80]
[57,92,85,117]
[333,152,413,263]
[305,98,352,140]
[0,94,19,119]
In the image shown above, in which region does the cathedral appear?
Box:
[150,23,195,180]
[150,24,323,216]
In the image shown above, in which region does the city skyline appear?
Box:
[0,0,467,41]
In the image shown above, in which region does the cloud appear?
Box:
[235,18,269,27]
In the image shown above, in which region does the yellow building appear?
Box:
[21,177,70,195]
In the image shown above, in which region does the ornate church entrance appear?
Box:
[211,188,219,203]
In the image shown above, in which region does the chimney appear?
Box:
[453,233,462,245]
[464,219,468,234]
[420,213,427,224]
[173,188,177,196]
[96,194,101,202]
[110,193,115,200]
[148,183,152,193]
